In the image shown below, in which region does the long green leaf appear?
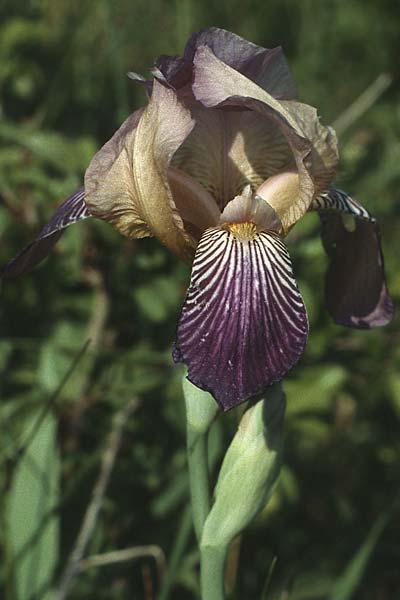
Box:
[329,514,389,600]
[5,410,60,600]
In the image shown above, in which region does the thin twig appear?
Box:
[332,73,392,136]
[55,398,139,600]
[79,545,166,580]
[13,340,91,466]
[69,267,110,403]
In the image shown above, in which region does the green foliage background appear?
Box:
[0,1,399,598]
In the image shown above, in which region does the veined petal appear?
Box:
[192,46,312,230]
[85,108,149,238]
[1,188,90,279]
[172,106,294,211]
[312,187,372,219]
[313,188,394,328]
[173,226,308,410]
[192,45,338,231]
[85,81,196,261]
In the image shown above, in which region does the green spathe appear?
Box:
[201,383,285,548]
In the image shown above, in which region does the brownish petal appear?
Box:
[184,28,298,99]
[85,81,196,261]
[84,109,148,238]
[151,28,297,101]
[171,105,295,211]
[168,167,220,237]
[192,45,338,232]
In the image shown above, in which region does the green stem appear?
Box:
[186,426,210,542]
[200,544,227,600]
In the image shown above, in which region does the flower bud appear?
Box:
[201,383,285,548]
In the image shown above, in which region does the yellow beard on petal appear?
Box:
[223,222,258,241]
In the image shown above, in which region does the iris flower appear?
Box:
[2,28,394,410]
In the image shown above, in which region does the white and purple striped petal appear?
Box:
[173,226,308,410]
[313,188,394,328]
[2,188,90,278]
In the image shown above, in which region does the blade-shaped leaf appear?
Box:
[5,411,60,600]
[329,514,389,600]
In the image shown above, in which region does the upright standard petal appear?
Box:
[85,81,196,261]
[1,188,90,279]
[168,167,220,236]
[192,45,323,232]
[173,226,308,410]
[184,28,298,99]
[172,106,295,211]
[151,28,297,100]
[313,188,394,328]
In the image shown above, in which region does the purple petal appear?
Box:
[184,28,297,99]
[314,188,394,328]
[151,55,192,90]
[173,227,308,410]
[150,28,297,100]
[1,188,90,279]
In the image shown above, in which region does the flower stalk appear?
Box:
[200,544,227,600]
[184,376,286,598]
[183,375,218,541]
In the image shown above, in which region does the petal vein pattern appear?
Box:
[312,188,373,221]
[1,188,90,279]
[173,227,308,410]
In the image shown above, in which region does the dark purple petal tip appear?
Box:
[173,227,308,410]
[1,188,89,279]
[185,28,297,99]
[316,189,394,329]
[149,27,297,100]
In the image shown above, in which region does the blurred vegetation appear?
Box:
[0,1,399,599]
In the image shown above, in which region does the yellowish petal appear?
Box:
[172,106,294,211]
[255,171,300,232]
[192,46,337,232]
[168,167,220,236]
[84,109,150,239]
[85,81,196,261]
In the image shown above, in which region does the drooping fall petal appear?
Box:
[173,226,308,410]
[1,188,89,279]
[313,188,394,328]
[85,80,196,261]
